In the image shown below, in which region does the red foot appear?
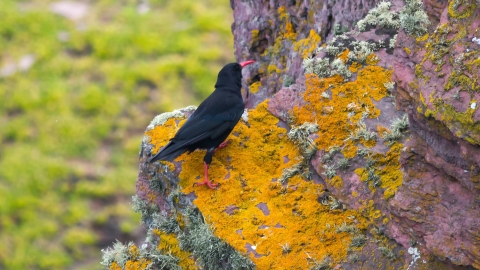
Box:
[216,140,231,151]
[193,162,219,189]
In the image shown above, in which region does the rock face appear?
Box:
[102,0,480,269]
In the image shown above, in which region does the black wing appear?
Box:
[149,92,244,162]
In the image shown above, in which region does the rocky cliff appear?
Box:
[102,0,480,269]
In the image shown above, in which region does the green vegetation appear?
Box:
[0,0,234,269]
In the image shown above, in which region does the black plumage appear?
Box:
[149,61,254,188]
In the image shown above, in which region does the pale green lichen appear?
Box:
[378,246,396,260]
[384,81,395,91]
[356,0,430,37]
[303,57,331,78]
[331,59,352,81]
[287,122,320,157]
[347,121,377,142]
[325,44,341,56]
[382,115,409,145]
[350,234,367,247]
[399,0,430,36]
[337,158,351,171]
[356,148,371,157]
[283,75,295,87]
[177,209,255,269]
[280,122,319,183]
[279,161,307,183]
[357,1,400,31]
[146,106,197,131]
[335,222,357,233]
[389,34,397,48]
[101,241,132,268]
[131,195,159,224]
[101,240,179,270]
[348,253,359,263]
[320,195,341,210]
[323,164,337,179]
[347,41,379,63]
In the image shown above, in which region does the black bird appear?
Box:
[149,60,255,188]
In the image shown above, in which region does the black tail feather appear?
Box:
[149,142,186,163]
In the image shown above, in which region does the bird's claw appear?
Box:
[193,180,219,189]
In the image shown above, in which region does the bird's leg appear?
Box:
[215,140,231,152]
[194,149,218,189]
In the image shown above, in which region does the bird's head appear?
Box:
[215,60,255,90]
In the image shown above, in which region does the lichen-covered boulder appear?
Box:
[102,0,480,269]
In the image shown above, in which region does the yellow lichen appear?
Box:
[349,62,362,73]
[277,6,297,42]
[448,0,477,18]
[146,118,181,154]
[328,175,344,188]
[267,64,282,74]
[124,259,151,270]
[412,5,480,145]
[110,262,121,270]
[251,29,259,40]
[152,229,196,269]
[146,42,404,268]
[293,29,322,58]
[293,66,391,150]
[365,54,380,65]
[337,49,350,62]
[249,81,262,94]
[147,101,368,268]
[108,244,152,270]
[377,143,403,199]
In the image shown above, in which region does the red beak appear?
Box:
[240,60,255,68]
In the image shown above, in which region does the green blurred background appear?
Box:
[0,0,234,268]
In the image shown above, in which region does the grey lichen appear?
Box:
[357,1,400,31]
[399,0,430,36]
[347,41,379,63]
[323,164,337,179]
[321,195,341,210]
[279,161,306,184]
[350,234,368,247]
[348,253,359,263]
[389,34,397,48]
[356,0,429,37]
[146,105,197,131]
[382,115,409,145]
[101,240,181,270]
[384,81,395,92]
[347,120,377,142]
[101,240,132,268]
[280,122,319,183]
[337,158,351,171]
[131,195,159,224]
[307,254,332,270]
[177,209,255,269]
[303,57,331,78]
[279,242,292,254]
[322,146,341,163]
[356,148,371,157]
[330,59,352,81]
[287,122,319,156]
[282,75,295,87]
[367,167,382,188]
[378,246,396,260]
[335,222,356,233]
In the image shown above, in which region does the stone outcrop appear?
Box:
[102,0,480,269]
